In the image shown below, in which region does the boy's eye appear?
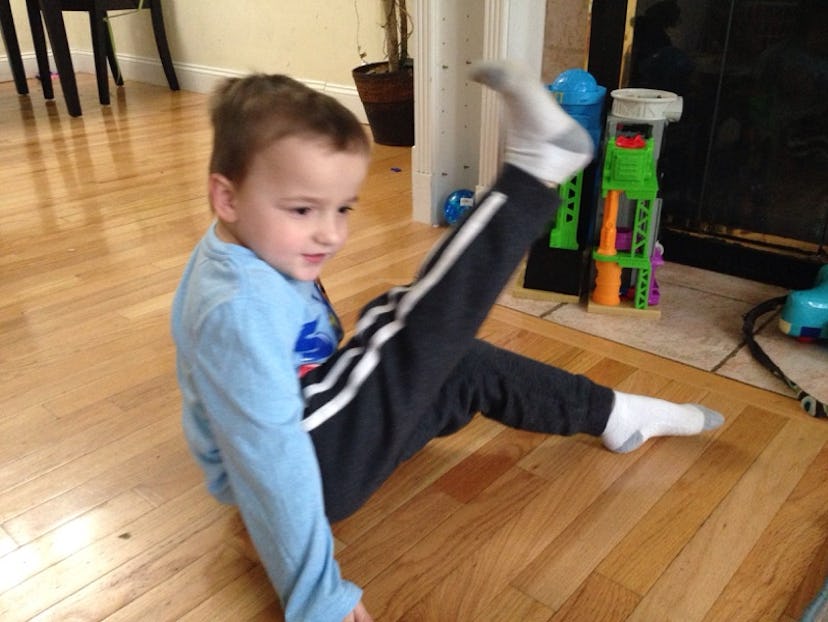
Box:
[292,207,311,216]
[339,206,354,215]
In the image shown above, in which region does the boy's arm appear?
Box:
[192,299,361,621]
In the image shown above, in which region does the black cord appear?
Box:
[742,297,826,418]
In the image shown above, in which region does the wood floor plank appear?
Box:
[705,444,828,621]
[597,404,786,595]
[0,527,15,558]
[627,416,827,621]
[363,467,548,620]
[332,416,502,544]
[431,428,546,504]
[513,383,719,612]
[337,486,462,587]
[785,532,828,620]
[175,564,280,622]
[0,485,221,621]
[550,571,641,622]
[0,400,141,494]
[32,510,246,622]
[0,490,153,594]
[473,586,554,622]
[1,322,174,417]
[409,435,640,618]
[101,544,256,622]
[0,413,180,539]
[4,433,195,545]
[487,327,585,371]
[0,404,62,466]
[41,339,176,417]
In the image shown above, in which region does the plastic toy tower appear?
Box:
[545,69,605,253]
[517,69,606,303]
[589,134,660,316]
[547,174,582,251]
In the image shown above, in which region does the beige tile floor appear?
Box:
[499,261,828,406]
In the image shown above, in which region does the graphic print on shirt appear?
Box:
[296,281,343,377]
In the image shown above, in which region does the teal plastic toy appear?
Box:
[779,264,828,341]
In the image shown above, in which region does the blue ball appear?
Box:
[443,189,475,225]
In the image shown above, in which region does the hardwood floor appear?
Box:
[2,75,827,621]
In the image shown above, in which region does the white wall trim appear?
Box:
[411,0,486,224]
[477,0,547,197]
[411,0,437,224]
[0,51,368,124]
[410,0,547,225]
[0,51,42,83]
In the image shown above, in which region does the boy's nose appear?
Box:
[314,217,343,245]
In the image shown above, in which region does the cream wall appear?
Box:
[5,1,388,92]
[5,2,591,86]
[4,2,591,103]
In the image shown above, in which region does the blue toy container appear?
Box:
[548,69,606,151]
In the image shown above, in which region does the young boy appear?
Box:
[171,62,723,622]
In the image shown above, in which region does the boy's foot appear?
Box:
[601,392,724,453]
[470,60,594,185]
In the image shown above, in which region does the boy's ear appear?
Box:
[208,173,238,222]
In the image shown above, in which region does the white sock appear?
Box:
[601,391,725,453]
[469,60,595,185]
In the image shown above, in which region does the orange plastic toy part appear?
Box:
[597,189,620,256]
[592,189,623,305]
[593,261,622,305]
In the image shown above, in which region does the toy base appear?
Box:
[521,241,587,298]
[587,298,661,319]
[513,264,580,303]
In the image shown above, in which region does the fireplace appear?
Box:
[589,0,827,289]
[410,1,825,288]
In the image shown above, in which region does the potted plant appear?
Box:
[352,0,414,146]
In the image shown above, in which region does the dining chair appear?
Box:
[29,0,179,115]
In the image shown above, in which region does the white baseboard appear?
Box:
[0,52,39,83]
[1,51,367,124]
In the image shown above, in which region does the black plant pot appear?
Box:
[352,61,414,147]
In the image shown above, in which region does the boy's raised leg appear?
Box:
[302,62,596,518]
[303,61,594,433]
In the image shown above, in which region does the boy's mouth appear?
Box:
[303,253,327,264]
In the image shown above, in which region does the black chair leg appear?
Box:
[105,24,123,86]
[25,0,54,99]
[88,6,110,104]
[149,1,178,90]
[39,0,82,116]
[0,0,29,95]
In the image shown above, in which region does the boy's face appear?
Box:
[211,135,370,281]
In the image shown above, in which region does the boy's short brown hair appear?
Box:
[208,74,371,183]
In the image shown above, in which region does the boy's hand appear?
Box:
[343,599,373,622]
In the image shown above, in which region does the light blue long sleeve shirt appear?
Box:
[171,222,360,621]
